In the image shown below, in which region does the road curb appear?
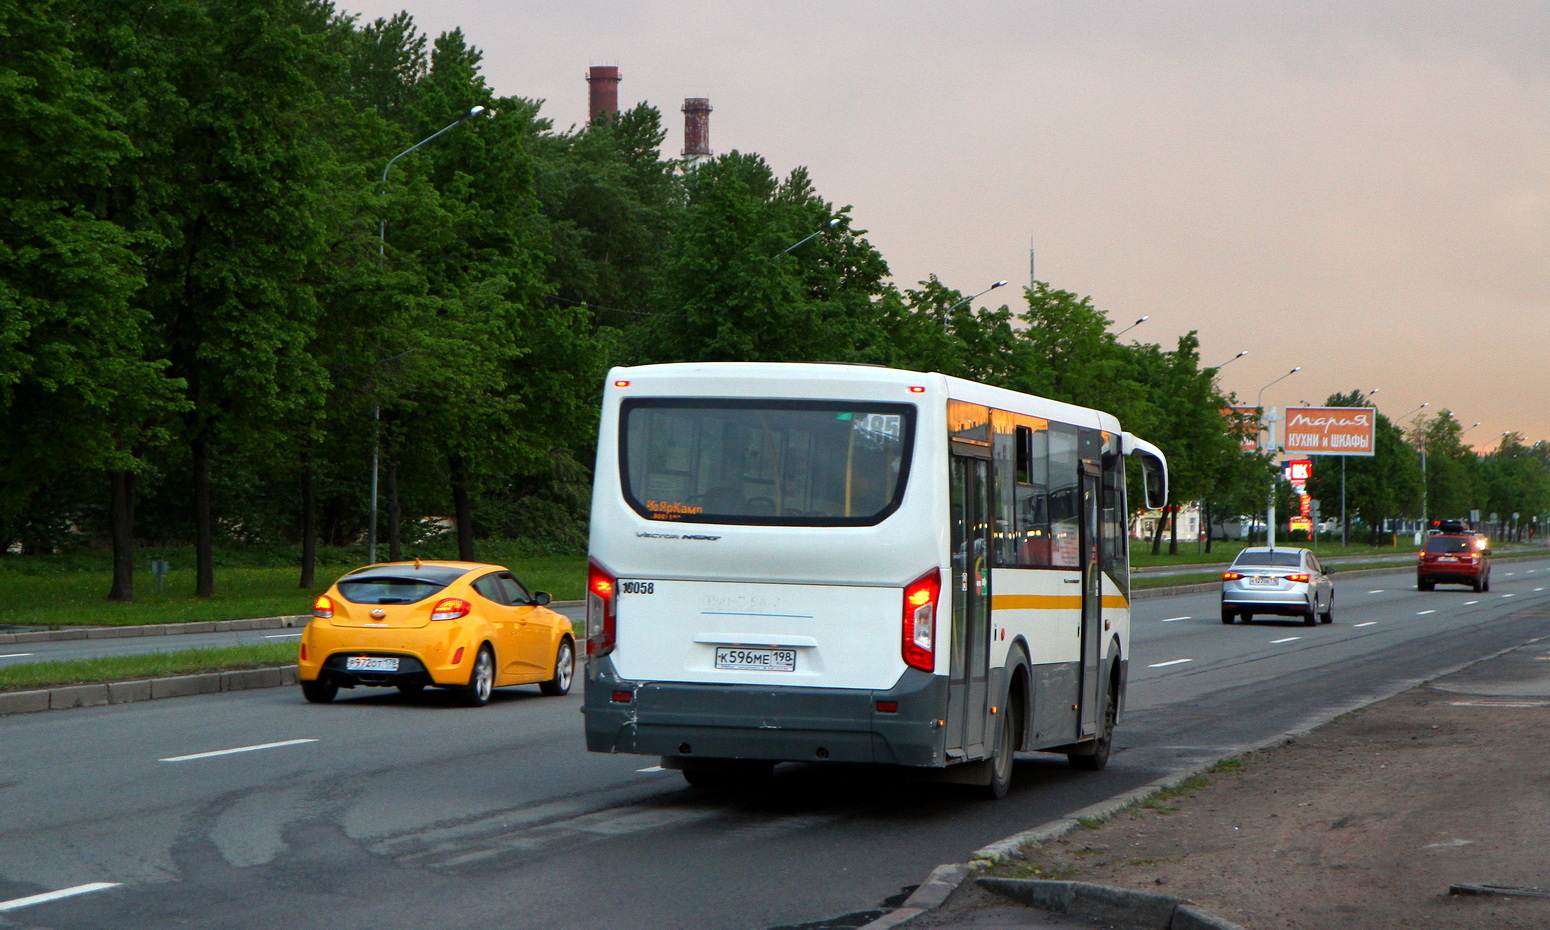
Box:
[0,666,300,717]
[977,878,1245,930]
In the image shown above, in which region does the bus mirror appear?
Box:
[1141,452,1167,510]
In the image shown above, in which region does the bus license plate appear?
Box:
[346,656,399,672]
[715,647,796,672]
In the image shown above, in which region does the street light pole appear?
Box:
[1212,350,1247,369]
[1114,315,1149,338]
[369,105,490,562]
[1391,403,1428,542]
[1258,367,1301,549]
[947,280,1009,312]
[780,217,841,254]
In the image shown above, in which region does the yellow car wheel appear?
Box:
[301,678,338,704]
[540,638,575,697]
[460,645,495,707]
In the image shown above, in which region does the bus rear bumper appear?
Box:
[582,660,948,768]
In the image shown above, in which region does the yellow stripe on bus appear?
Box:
[990,594,1130,610]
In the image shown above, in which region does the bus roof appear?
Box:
[605,362,1124,434]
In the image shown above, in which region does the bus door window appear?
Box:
[947,454,992,755]
[1079,462,1103,736]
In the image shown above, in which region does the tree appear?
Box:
[1481,434,1550,541]
[1307,391,1420,544]
[633,152,893,365]
[75,0,346,595]
[1412,411,1482,525]
[0,0,183,594]
[876,276,1021,382]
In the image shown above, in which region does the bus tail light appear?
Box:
[587,559,618,657]
[313,594,334,619]
[430,598,471,621]
[902,568,941,672]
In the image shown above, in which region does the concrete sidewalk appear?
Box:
[869,627,1550,929]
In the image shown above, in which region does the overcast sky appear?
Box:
[341,1,1550,448]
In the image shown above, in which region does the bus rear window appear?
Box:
[620,400,914,526]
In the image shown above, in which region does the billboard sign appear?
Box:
[1223,406,1263,452]
[1282,407,1377,456]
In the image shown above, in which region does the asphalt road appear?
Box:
[4,560,1549,929]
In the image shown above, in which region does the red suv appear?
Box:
[1417,533,1490,592]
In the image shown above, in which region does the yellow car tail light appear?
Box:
[430,597,471,621]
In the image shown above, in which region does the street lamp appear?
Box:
[370,105,491,561]
[1115,315,1149,338]
[1252,368,1302,412]
[1212,350,1247,369]
[780,217,841,254]
[1394,402,1428,424]
[378,106,488,257]
[948,280,1009,312]
[1256,367,1301,548]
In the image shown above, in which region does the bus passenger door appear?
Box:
[1078,465,1103,737]
[947,455,992,759]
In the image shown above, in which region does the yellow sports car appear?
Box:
[298,560,575,706]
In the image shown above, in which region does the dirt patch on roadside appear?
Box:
[987,686,1550,929]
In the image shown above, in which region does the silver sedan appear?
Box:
[1220,547,1334,626]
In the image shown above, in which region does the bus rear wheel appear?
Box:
[1069,681,1117,772]
[981,696,1023,799]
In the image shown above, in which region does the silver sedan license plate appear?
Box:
[715,647,796,672]
[1247,575,1277,586]
[346,656,399,672]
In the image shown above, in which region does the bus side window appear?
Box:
[1047,425,1080,568]
[1016,425,1052,568]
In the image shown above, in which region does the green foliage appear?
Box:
[4,1,1547,601]
[632,153,893,364]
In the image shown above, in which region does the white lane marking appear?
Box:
[1160,616,1191,623]
[1464,600,1480,605]
[1536,588,1546,592]
[0,653,34,660]
[1367,589,1385,594]
[637,766,666,773]
[1148,659,1193,668]
[1270,637,1302,644]
[1501,593,1516,598]
[160,739,317,763]
[263,632,302,640]
[0,883,121,912]
[1354,622,1377,628]
[1417,610,1437,616]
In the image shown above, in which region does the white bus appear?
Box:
[582,362,1168,797]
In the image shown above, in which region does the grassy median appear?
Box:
[0,643,297,693]
[0,542,586,629]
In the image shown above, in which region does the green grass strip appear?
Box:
[0,643,296,693]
